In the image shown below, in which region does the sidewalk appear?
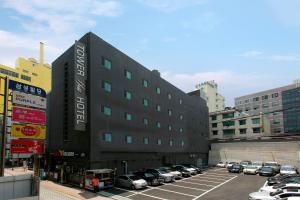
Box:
[41,180,112,200]
[4,167,33,176]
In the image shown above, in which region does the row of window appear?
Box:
[0,68,33,82]
[237,93,279,105]
[101,57,183,104]
[212,127,261,135]
[212,118,260,127]
[101,105,184,132]
[101,104,183,120]
[102,132,185,147]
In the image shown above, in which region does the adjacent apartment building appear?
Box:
[234,80,300,135]
[48,32,209,174]
[282,87,300,134]
[196,80,225,112]
[209,108,271,140]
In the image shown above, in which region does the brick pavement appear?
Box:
[41,180,112,200]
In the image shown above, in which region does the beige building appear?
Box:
[196,80,225,112]
[209,108,271,140]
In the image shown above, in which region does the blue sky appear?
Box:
[0,0,300,106]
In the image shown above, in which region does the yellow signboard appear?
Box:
[12,124,46,139]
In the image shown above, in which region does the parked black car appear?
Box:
[133,171,164,186]
[228,164,244,173]
[259,166,276,177]
[267,174,300,186]
[181,164,202,174]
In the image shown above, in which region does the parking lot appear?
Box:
[100,167,266,200]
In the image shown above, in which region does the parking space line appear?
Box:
[113,186,140,194]
[191,175,238,200]
[204,173,233,177]
[189,179,223,184]
[128,193,168,200]
[200,175,231,180]
[150,187,197,197]
[204,172,234,177]
[192,176,228,181]
[180,180,215,187]
[166,183,207,191]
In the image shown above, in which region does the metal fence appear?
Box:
[0,174,39,200]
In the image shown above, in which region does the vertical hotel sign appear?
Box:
[74,40,87,131]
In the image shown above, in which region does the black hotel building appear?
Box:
[48,32,209,174]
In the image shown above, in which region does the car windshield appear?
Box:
[253,162,262,166]
[129,175,141,181]
[145,173,154,178]
[245,165,257,169]
[262,167,273,172]
[281,166,295,171]
[157,170,166,174]
[265,163,278,167]
[233,165,240,169]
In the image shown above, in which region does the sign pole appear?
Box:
[34,154,40,177]
[0,77,9,176]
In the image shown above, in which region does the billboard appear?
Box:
[12,91,47,109]
[74,40,87,131]
[10,139,44,154]
[12,124,46,139]
[9,80,46,97]
[12,106,46,124]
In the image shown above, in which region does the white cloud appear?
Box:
[270,55,300,62]
[3,0,122,34]
[161,70,271,106]
[91,1,122,17]
[0,0,123,67]
[239,50,263,58]
[136,0,206,12]
[239,50,300,62]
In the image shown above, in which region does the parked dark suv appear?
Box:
[228,164,244,173]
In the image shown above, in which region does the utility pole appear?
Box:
[0,77,9,176]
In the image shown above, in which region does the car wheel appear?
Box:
[131,185,136,190]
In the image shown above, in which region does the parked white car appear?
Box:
[280,165,298,175]
[252,161,264,170]
[260,183,300,193]
[243,165,258,175]
[216,162,226,168]
[249,188,300,200]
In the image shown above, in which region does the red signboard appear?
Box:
[10,139,44,154]
[12,106,46,124]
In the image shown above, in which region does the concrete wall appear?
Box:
[0,174,36,200]
[209,141,300,168]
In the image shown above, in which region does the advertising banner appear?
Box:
[10,139,44,154]
[12,124,46,139]
[74,40,87,131]
[12,106,46,124]
[12,91,47,109]
[9,80,46,97]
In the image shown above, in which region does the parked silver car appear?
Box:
[145,168,175,183]
[280,165,298,175]
[116,174,147,189]
[159,167,182,179]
